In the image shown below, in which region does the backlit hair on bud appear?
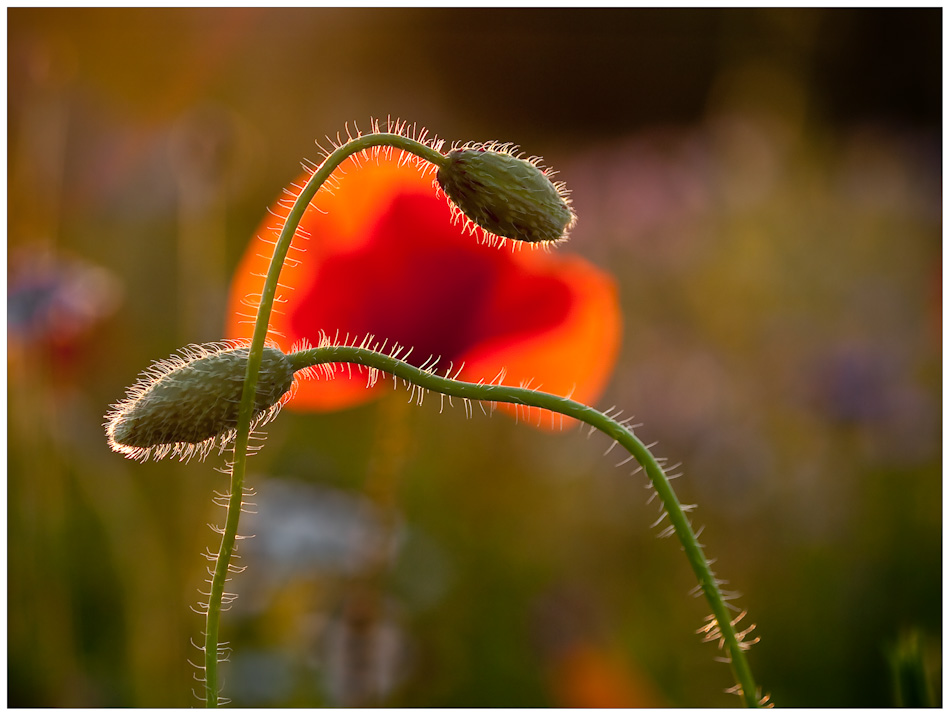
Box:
[104,341,296,462]
[435,141,576,248]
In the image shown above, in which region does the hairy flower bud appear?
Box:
[105,342,295,462]
[436,144,575,246]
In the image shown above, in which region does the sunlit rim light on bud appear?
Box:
[436,141,576,248]
[104,341,296,462]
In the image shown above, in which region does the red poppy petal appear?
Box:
[458,251,621,429]
[226,155,439,409]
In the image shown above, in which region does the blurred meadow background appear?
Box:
[7,7,941,708]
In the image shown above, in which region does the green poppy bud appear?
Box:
[105,342,295,462]
[436,144,575,246]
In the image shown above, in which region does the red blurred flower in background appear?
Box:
[226,153,620,427]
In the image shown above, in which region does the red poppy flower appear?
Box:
[549,643,661,708]
[225,153,620,428]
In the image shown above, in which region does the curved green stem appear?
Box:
[202,129,764,707]
[287,344,763,707]
[202,133,445,706]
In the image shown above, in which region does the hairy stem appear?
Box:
[287,344,763,707]
[203,129,763,707]
[202,132,445,706]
